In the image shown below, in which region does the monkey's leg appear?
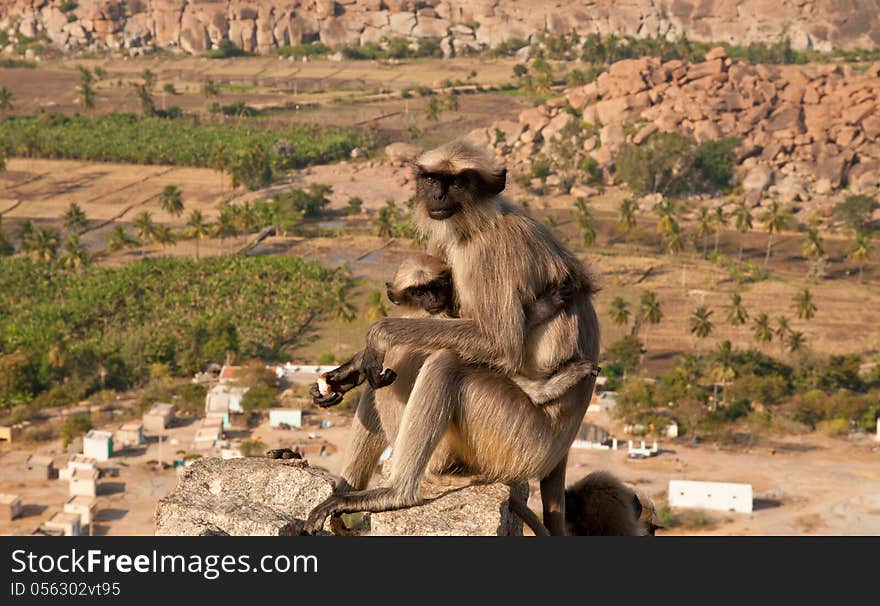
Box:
[335,388,388,494]
[540,455,568,536]
[304,350,460,534]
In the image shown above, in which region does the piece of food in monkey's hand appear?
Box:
[316,376,333,397]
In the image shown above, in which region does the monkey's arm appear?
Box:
[524,277,576,331]
[513,358,598,405]
[363,317,514,386]
[310,350,396,407]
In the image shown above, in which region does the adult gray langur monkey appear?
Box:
[305,140,600,535]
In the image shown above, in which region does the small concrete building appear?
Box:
[69,468,99,498]
[43,511,82,536]
[64,495,96,527]
[58,455,98,481]
[0,422,27,443]
[0,493,22,521]
[143,403,175,432]
[25,454,56,480]
[205,384,248,419]
[83,430,113,462]
[115,423,145,449]
[571,423,614,450]
[668,480,753,514]
[269,408,303,429]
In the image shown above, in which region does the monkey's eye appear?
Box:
[452,176,466,189]
[424,176,436,185]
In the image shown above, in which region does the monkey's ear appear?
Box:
[486,168,507,196]
[630,494,643,521]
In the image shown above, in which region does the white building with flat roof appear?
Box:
[143,403,175,432]
[69,468,99,498]
[64,495,96,527]
[43,512,82,536]
[83,430,113,462]
[668,480,753,514]
[269,408,303,429]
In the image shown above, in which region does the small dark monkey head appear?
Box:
[386,254,454,315]
[413,140,507,221]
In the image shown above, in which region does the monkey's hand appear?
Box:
[310,356,367,407]
[361,343,397,390]
[551,276,577,310]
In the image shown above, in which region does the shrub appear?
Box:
[238,439,266,457]
[60,414,93,448]
[208,39,246,59]
[615,133,738,195]
[241,385,277,411]
[727,374,789,405]
[815,418,850,436]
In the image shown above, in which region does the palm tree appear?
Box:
[133,211,157,254]
[787,331,806,353]
[847,230,872,284]
[62,202,88,233]
[106,225,140,252]
[694,206,714,258]
[636,290,662,352]
[159,185,185,218]
[186,210,212,259]
[654,198,678,235]
[712,205,728,254]
[77,66,95,110]
[802,223,825,261]
[775,316,791,354]
[153,224,176,250]
[662,219,685,255]
[214,211,239,249]
[366,291,388,322]
[18,220,35,252]
[689,306,713,350]
[792,288,817,320]
[331,284,357,349]
[752,312,773,345]
[726,292,748,328]
[617,197,638,237]
[60,234,90,270]
[608,296,630,329]
[732,199,752,260]
[572,197,596,247]
[31,227,60,262]
[0,85,12,112]
[760,200,794,269]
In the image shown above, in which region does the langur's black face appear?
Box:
[385,271,453,315]
[415,168,507,221]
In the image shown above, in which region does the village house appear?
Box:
[69,467,99,498]
[64,495,96,528]
[83,430,113,462]
[42,511,81,536]
[58,455,98,481]
[0,493,22,521]
[115,422,145,449]
[143,403,175,433]
[25,454,55,480]
[269,408,303,429]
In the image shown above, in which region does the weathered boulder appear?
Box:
[154,457,526,536]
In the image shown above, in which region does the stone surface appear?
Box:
[3,0,880,55]
[155,458,333,536]
[154,457,525,536]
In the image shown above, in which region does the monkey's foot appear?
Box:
[303,488,416,535]
[265,448,302,460]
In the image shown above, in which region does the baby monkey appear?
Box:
[308,253,598,408]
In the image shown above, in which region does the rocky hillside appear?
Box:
[469,49,880,211]
[3,0,880,57]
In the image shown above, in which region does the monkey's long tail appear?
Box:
[508,499,551,537]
